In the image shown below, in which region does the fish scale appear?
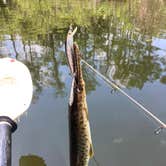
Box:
[68,41,94,166]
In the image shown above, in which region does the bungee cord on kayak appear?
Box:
[81,59,166,134]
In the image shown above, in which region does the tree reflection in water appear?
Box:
[0,0,165,101]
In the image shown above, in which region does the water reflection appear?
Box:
[160,75,166,84]
[19,155,46,166]
[137,0,165,35]
[0,0,7,7]
[0,0,165,96]
[0,0,165,166]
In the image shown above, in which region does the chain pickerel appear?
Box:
[65,26,94,166]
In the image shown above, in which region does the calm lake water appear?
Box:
[0,0,166,166]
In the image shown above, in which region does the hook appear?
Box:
[154,126,164,135]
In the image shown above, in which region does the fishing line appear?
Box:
[93,156,100,166]
[81,59,166,134]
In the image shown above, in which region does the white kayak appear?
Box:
[0,58,33,120]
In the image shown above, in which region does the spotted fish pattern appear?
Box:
[66,27,94,166]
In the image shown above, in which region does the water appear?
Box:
[0,0,166,165]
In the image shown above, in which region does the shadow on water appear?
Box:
[19,155,47,166]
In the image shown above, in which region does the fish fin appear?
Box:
[85,103,89,120]
[87,120,93,158]
[89,143,94,158]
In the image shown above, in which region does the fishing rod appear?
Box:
[81,59,166,134]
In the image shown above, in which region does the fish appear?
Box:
[66,26,94,166]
